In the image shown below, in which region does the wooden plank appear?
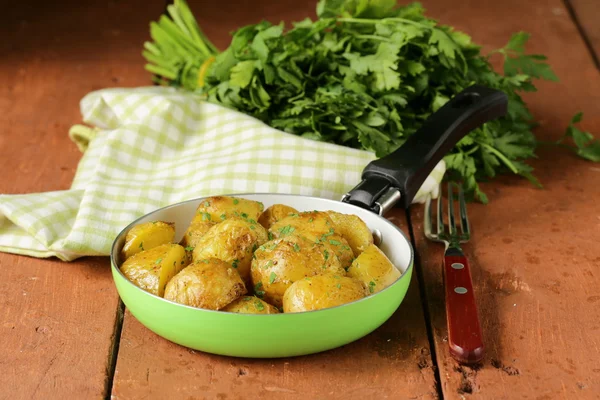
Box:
[412,0,600,398]
[0,0,165,398]
[112,209,438,399]
[568,0,600,66]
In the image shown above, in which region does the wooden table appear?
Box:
[1,0,599,398]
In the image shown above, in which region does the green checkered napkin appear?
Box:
[0,87,445,261]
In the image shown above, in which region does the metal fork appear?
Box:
[424,182,484,364]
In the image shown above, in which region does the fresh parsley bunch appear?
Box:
[144,0,599,202]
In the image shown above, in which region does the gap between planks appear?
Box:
[563,0,600,69]
[405,208,445,400]
[104,300,125,400]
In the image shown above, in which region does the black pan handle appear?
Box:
[342,85,508,213]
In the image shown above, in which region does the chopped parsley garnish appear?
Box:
[201,212,211,221]
[292,243,301,252]
[241,212,248,219]
[254,282,265,297]
[250,225,256,230]
[336,283,342,289]
[278,225,295,236]
[243,296,252,301]
[202,259,210,264]
[154,258,162,264]
[185,246,194,252]
[255,300,265,311]
[220,213,226,220]
[269,272,277,284]
[264,260,273,269]
[344,266,350,272]
[323,249,329,260]
[342,245,351,251]
[204,201,210,207]
[138,242,144,250]
[328,239,341,246]
[268,232,274,240]
[232,259,239,269]
[369,281,376,293]
[308,217,314,223]
[232,198,239,205]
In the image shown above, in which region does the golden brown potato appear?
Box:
[251,236,346,307]
[193,196,264,224]
[222,295,280,314]
[326,211,373,256]
[269,211,353,268]
[347,244,401,294]
[121,221,175,261]
[120,243,187,297]
[180,221,216,250]
[269,211,337,241]
[258,204,299,230]
[164,258,247,310]
[283,275,368,313]
[193,218,268,283]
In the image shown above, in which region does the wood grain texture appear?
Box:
[0,0,163,398]
[414,0,600,398]
[112,209,438,400]
[569,0,600,66]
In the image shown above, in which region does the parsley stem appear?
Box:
[353,34,392,42]
[338,17,431,29]
[477,141,518,174]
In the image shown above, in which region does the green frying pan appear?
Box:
[110,85,507,358]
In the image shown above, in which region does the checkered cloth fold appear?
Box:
[0,87,445,261]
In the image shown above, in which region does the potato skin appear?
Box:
[283,275,368,313]
[222,296,280,314]
[164,258,247,310]
[180,221,216,250]
[194,196,264,224]
[120,243,187,297]
[121,221,175,261]
[258,204,298,230]
[193,218,268,284]
[347,244,401,294]
[326,211,373,256]
[251,236,345,307]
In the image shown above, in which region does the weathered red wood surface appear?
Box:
[0,0,163,398]
[2,0,599,399]
[413,0,600,398]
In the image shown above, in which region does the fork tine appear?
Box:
[447,183,457,236]
[458,183,470,237]
[436,183,444,236]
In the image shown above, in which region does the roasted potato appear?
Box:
[120,243,187,297]
[222,295,280,314]
[258,204,298,230]
[326,211,373,256]
[347,244,401,294]
[268,211,353,267]
[121,221,175,261]
[164,258,246,310]
[180,221,216,250]
[193,196,264,224]
[251,236,346,307]
[283,275,368,313]
[193,218,268,283]
[269,211,334,240]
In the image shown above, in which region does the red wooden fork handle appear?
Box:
[444,249,484,364]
